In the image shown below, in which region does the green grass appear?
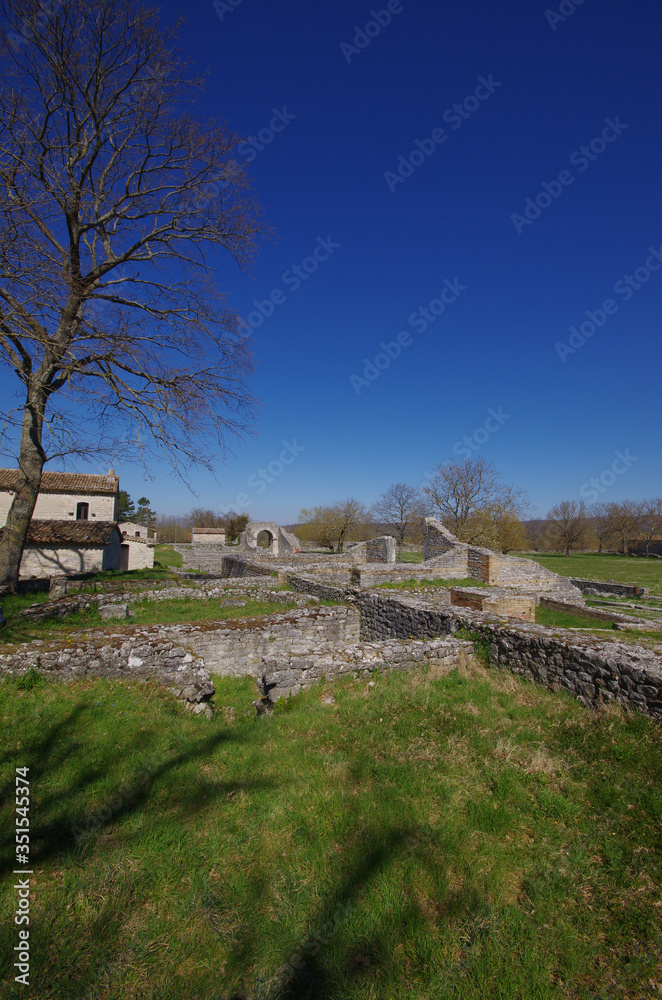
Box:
[398,551,424,563]
[534,608,614,630]
[153,544,183,568]
[0,597,298,645]
[516,552,662,596]
[1,663,661,999]
[378,577,490,591]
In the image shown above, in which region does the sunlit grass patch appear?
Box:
[0,660,660,998]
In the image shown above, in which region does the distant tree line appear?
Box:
[155,509,249,544]
[149,460,660,559]
[539,499,662,557]
[297,458,530,555]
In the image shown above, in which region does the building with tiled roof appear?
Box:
[0,469,119,524]
[0,520,122,578]
[0,468,153,577]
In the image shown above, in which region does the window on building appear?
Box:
[76,502,89,521]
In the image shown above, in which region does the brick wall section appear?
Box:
[468,547,491,582]
[450,588,536,623]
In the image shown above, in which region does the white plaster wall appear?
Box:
[0,491,116,524]
[19,546,106,578]
[124,539,155,570]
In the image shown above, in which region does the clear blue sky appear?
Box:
[6,0,662,520]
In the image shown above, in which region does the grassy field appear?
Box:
[534,607,614,630]
[398,551,424,564]
[515,553,662,596]
[0,597,299,645]
[1,662,661,1000]
[154,545,183,568]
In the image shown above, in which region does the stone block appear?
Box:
[98,603,130,620]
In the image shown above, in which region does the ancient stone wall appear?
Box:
[260,637,475,701]
[571,578,648,598]
[345,536,396,564]
[355,591,662,718]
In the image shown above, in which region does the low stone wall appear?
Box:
[0,636,209,688]
[571,578,648,598]
[260,637,475,701]
[17,581,317,624]
[450,588,536,623]
[539,596,644,626]
[356,591,662,718]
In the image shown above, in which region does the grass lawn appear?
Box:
[515,552,662,596]
[1,664,661,999]
[398,551,424,564]
[154,545,183,568]
[0,597,299,645]
[534,608,614,630]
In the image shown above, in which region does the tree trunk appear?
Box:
[0,392,47,595]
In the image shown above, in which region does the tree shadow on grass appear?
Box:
[218,823,428,1000]
[0,707,268,876]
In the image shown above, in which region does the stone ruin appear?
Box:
[239,521,300,556]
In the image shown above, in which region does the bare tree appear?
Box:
[604,500,645,556]
[370,482,426,551]
[524,519,549,552]
[638,497,662,557]
[588,502,616,553]
[0,0,262,593]
[546,500,590,556]
[298,498,368,554]
[422,458,529,544]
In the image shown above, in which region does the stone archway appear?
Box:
[256,529,274,549]
[244,521,280,555]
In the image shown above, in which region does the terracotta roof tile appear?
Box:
[0,469,119,495]
[0,520,120,546]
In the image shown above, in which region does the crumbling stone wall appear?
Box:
[260,637,475,701]
[571,579,648,599]
[356,591,662,717]
[345,536,396,564]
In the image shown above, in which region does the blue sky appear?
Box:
[5,0,662,520]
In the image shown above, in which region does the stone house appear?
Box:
[118,522,156,571]
[0,468,151,576]
[191,527,226,545]
[0,519,123,578]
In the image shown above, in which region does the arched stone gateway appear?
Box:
[240,521,300,556]
[256,529,274,549]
